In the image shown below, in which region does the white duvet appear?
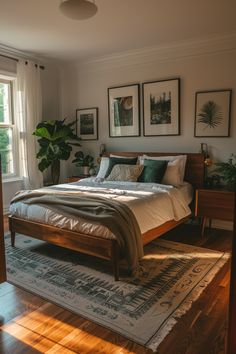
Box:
[10,178,193,240]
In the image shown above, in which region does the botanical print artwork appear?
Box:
[114,96,133,127]
[80,113,94,134]
[143,78,180,136]
[150,91,171,125]
[108,84,140,137]
[76,108,98,140]
[194,90,231,137]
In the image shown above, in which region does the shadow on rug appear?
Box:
[5,233,229,351]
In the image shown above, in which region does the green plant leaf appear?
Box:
[33,127,52,139]
[198,101,222,129]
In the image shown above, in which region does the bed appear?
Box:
[8,152,204,280]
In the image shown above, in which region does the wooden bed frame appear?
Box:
[9,152,204,281]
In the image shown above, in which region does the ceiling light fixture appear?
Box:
[59,0,97,20]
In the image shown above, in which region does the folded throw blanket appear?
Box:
[11,190,144,273]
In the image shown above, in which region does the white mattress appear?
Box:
[10,179,193,240]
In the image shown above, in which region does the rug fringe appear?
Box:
[147,253,229,351]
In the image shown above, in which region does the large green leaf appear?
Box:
[33,127,52,139]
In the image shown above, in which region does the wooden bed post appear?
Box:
[111,240,120,281]
[10,230,15,247]
[9,217,15,246]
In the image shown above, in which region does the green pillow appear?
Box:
[105,157,138,178]
[138,159,168,183]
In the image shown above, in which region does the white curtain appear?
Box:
[16,60,43,189]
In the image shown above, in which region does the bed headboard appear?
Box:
[103,152,205,189]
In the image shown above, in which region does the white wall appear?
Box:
[61,45,236,176]
[60,38,236,230]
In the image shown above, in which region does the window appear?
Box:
[0,77,18,178]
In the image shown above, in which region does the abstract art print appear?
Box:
[194,90,232,137]
[76,107,98,140]
[143,78,180,136]
[108,84,140,137]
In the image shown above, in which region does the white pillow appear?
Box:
[141,154,187,186]
[110,154,137,159]
[96,157,110,178]
[162,159,182,186]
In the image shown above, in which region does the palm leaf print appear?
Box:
[198,100,222,129]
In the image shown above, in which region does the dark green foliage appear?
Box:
[138,159,168,183]
[214,154,236,189]
[72,151,95,168]
[0,83,11,174]
[33,119,81,172]
[150,92,171,124]
[198,101,222,129]
[0,128,10,174]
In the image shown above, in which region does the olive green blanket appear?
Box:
[11,190,144,272]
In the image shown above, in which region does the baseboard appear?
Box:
[212,220,233,231]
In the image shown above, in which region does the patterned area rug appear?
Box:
[5,234,228,351]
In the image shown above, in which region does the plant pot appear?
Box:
[82,166,90,176]
[51,160,60,185]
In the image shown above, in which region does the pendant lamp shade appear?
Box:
[59,0,97,20]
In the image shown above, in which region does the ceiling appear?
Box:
[0,0,236,62]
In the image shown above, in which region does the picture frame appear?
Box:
[76,107,98,140]
[108,83,140,137]
[194,89,232,137]
[143,78,180,136]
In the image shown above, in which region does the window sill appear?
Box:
[3,176,23,184]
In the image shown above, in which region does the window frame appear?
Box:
[0,75,19,179]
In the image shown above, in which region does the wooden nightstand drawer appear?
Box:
[195,189,234,221]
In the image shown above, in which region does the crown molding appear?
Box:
[0,43,53,66]
[0,43,34,60]
[77,32,236,73]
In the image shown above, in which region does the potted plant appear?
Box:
[33,119,81,184]
[214,154,236,190]
[72,151,96,176]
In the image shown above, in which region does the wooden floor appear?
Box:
[0,216,232,354]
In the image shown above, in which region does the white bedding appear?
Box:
[10,178,193,240]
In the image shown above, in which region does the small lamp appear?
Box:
[99,144,106,157]
[200,143,212,182]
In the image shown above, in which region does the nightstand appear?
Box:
[66,175,89,183]
[195,188,234,236]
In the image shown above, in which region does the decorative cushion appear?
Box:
[106,164,144,182]
[138,159,168,183]
[105,156,138,178]
[96,157,110,178]
[141,155,187,186]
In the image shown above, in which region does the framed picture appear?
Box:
[194,90,232,137]
[76,107,98,140]
[143,78,180,136]
[108,84,140,137]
